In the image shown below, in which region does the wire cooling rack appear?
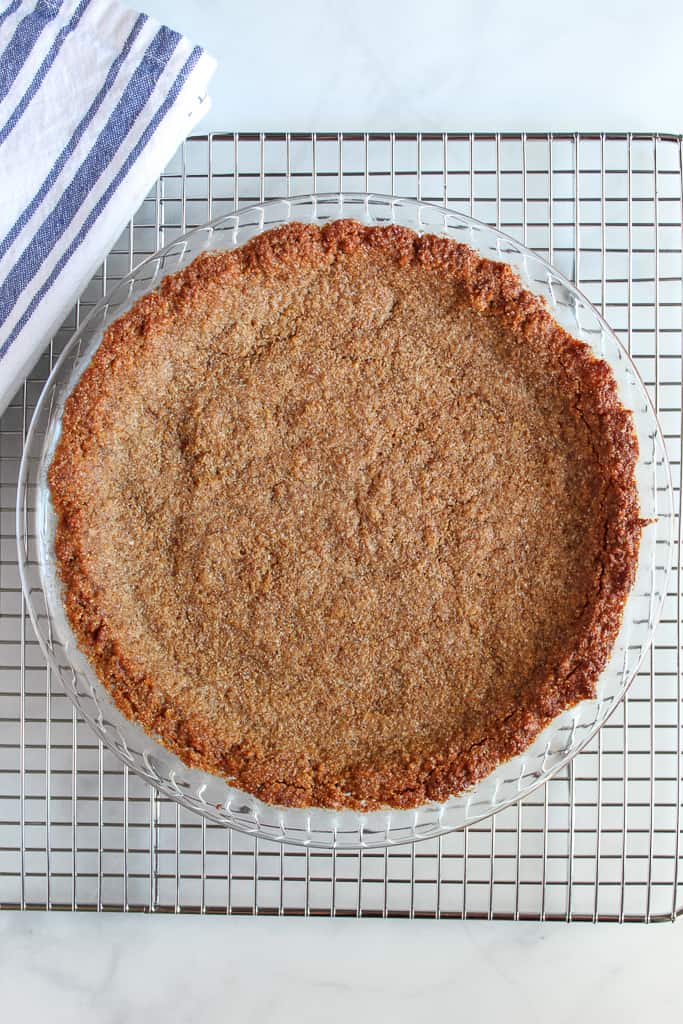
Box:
[1,132,681,921]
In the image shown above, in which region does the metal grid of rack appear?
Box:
[0,132,681,920]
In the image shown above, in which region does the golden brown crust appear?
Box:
[49,220,643,809]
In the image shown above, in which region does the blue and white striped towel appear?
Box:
[0,0,216,414]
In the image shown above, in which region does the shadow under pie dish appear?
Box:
[47,216,645,813]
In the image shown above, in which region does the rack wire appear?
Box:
[0,132,681,920]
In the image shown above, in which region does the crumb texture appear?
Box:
[49,220,642,809]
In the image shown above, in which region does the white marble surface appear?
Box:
[4,1,683,1018]
[1,912,682,1021]
[141,0,683,133]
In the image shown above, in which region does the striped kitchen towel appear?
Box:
[0,0,216,415]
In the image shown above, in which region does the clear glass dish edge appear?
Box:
[17,193,675,849]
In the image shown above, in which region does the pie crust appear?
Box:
[49,221,643,809]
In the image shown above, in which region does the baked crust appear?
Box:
[49,220,643,809]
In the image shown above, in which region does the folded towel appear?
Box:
[0,0,216,415]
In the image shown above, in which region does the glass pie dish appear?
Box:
[17,193,674,849]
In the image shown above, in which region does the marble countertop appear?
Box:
[2,912,683,1022]
[141,0,683,134]
[3,1,683,1019]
